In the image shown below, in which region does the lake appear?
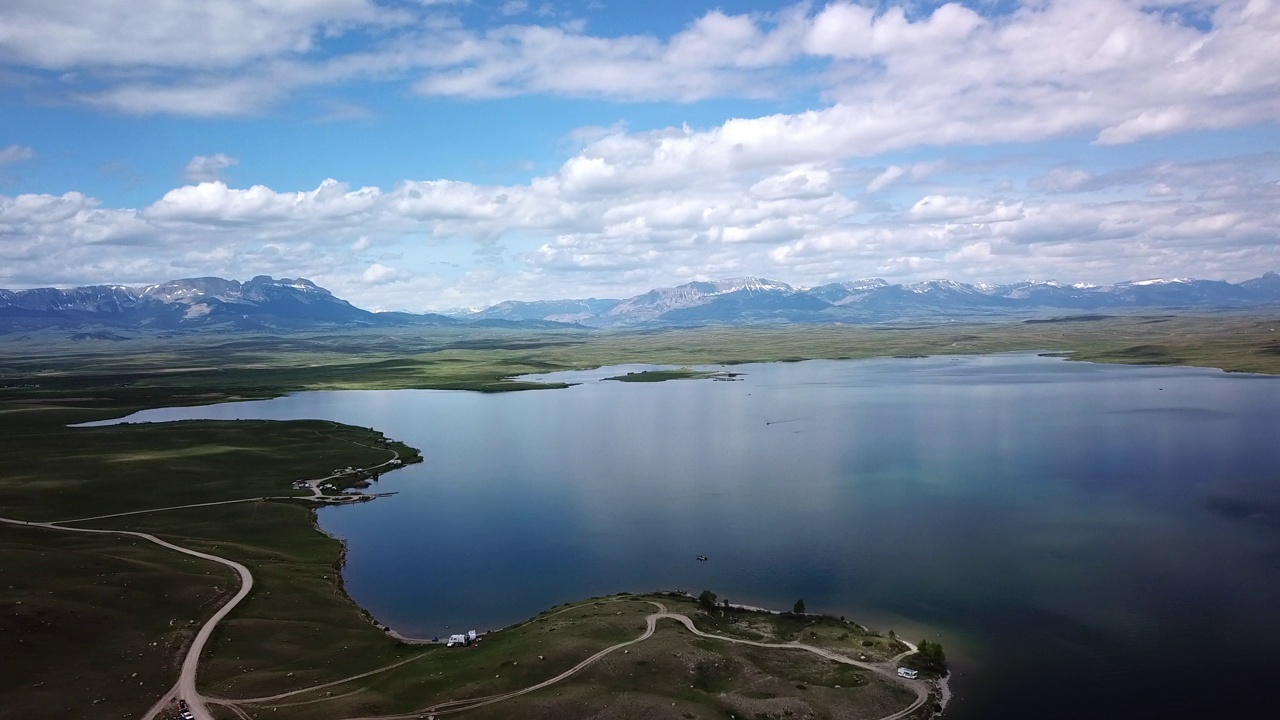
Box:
[105,354,1280,719]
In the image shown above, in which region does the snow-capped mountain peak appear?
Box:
[907,279,975,293]
[704,277,795,294]
[1127,278,1193,286]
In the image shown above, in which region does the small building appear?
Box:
[897,667,919,679]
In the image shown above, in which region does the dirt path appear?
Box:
[325,601,928,720]
[209,653,434,704]
[0,515,249,720]
[655,610,929,720]
[52,497,275,525]
[1,431,404,720]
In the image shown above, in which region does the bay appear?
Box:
[106,354,1280,719]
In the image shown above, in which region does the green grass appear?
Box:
[0,417,417,522]
[0,400,423,719]
[457,609,916,720]
[674,597,911,663]
[0,523,216,719]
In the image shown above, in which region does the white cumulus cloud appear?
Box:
[0,144,36,166]
[5,149,1277,310]
[362,263,410,284]
[183,154,240,183]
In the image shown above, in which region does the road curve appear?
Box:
[3,429,406,720]
[652,612,929,720]
[0,515,250,720]
[4,512,931,720]
[334,602,929,720]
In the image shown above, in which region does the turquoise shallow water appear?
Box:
[109,354,1280,719]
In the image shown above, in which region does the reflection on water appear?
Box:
[106,354,1280,720]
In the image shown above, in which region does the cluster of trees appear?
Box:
[913,639,948,675]
[697,590,807,616]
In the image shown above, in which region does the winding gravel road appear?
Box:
[0,515,247,720]
[330,602,929,720]
[1,433,403,720]
[5,431,930,720]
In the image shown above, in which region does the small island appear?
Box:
[605,366,745,383]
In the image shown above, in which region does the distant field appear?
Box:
[1,315,1277,410]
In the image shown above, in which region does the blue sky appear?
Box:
[1,0,1278,311]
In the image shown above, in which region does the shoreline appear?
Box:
[348,583,953,716]
[310,476,957,718]
[2,397,969,719]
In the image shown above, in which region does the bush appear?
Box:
[698,590,718,612]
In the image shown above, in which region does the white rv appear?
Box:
[896,667,919,679]
[446,634,468,647]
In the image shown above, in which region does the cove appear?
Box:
[103,354,1280,720]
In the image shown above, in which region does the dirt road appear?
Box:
[331,602,929,720]
[0,515,250,720]
[1,437,401,720]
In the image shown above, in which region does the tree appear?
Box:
[722,598,730,610]
[698,590,718,612]
[915,639,948,675]
[793,598,806,615]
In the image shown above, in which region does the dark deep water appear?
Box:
[108,354,1280,719]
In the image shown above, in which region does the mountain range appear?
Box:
[0,276,452,336]
[2,273,1278,336]
[453,273,1280,327]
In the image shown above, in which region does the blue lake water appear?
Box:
[107,354,1280,719]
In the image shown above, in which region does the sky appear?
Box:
[1,0,1278,311]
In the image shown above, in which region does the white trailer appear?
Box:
[446,634,468,647]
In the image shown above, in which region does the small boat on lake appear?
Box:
[696,555,708,561]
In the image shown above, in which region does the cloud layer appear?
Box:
[3,147,1276,310]
[1,1,1276,147]
[0,144,36,166]
[1,2,1277,310]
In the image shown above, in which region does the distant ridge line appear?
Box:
[2,271,1277,335]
